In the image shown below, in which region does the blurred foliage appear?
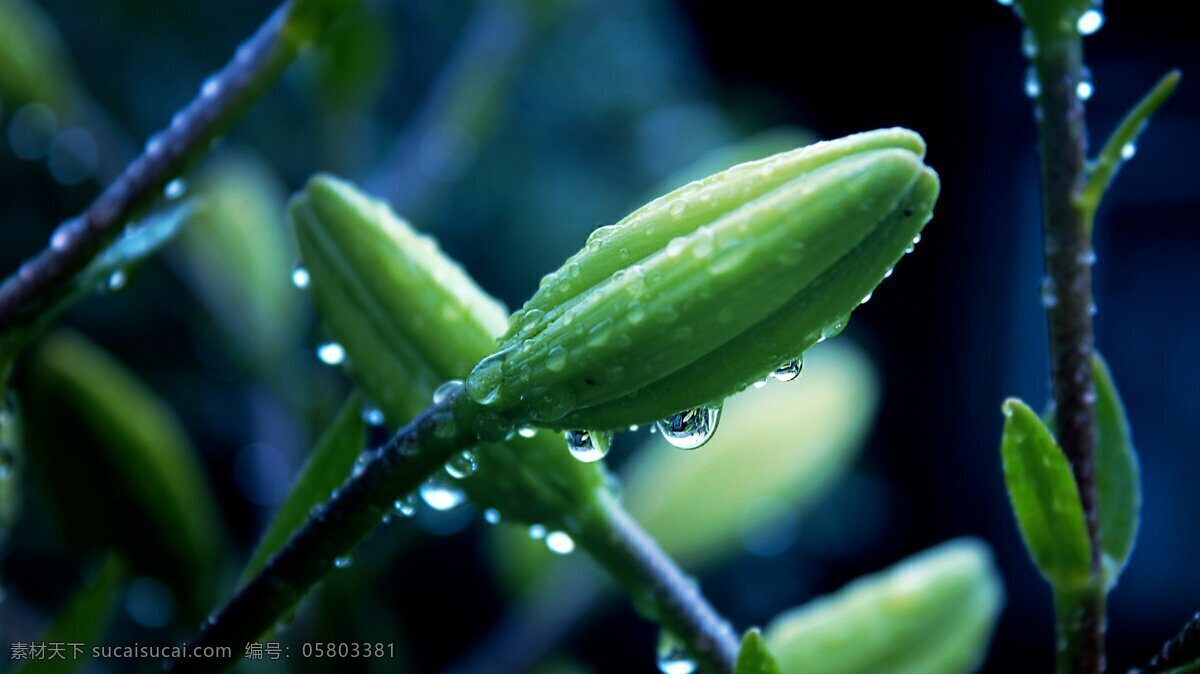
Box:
[764,539,1003,674]
[26,331,226,614]
[17,555,125,674]
[0,0,75,109]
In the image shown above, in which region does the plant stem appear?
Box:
[0,0,333,332]
[167,391,477,673]
[580,490,740,673]
[1030,25,1105,674]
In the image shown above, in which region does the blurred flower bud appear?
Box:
[465,128,939,429]
[765,539,1003,674]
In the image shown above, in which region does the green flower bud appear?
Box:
[764,539,1004,674]
[466,128,939,429]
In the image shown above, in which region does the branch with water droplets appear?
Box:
[0,0,345,332]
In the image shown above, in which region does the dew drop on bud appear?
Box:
[656,406,721,450]
[565,429,613,463]
[771,357,804,382]
[419,477,466,511]
[657,635,697,674]
[444,449,478,479]
[433,379,464,405]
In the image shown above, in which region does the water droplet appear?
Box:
[316,342,346,366]
[860,292,873,305]
[912,233,922,246]
[995,0,1013,5]
[1040,277,1058,308]
[1077,8,1105,35]
[529,524,547,539]
[628,424,640,432]
[1121,142,1137,160]
[546,346,567,372]
[466,351,507,405]
[201,76,221,99]
[564,429,613,463]
[433,379,463,404]
[657,636,697,674]
[1076,250,1096,266]
[105,270,127,292]
[666,237,687,257]
[291,265,310,289]
[361,406,384,426]
[484,508,501,524]
[517,426,537,438]
[546,531,575,555]
[393,494,418,517]
[1077,68,1094,100]
[333,556,352,569]
[1021,29,1038,58]
[164,178,186,200]
[771,357,804,382]
[656,406,721,450]
[1024,66,1041,98]
[753,379,767,389]
[445,450,478,479]
[691,228,715,258]
[419,477,466,511]
[883,266,895,279]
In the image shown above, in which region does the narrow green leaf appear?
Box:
[1092,354,1140,588]
[28,331,226,612]
[735,629,781,674]
[18,554,125,674]
[1000,398,1092,590]
[765,538,1003,674]
[242,393,365,581]
[1081,70,1181,227]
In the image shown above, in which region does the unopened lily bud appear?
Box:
[466,128,939,429]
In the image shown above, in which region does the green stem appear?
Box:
[1029,23,1105,674]
[1054,583,1106,674]
[580,490,739,673]
[0,0,343,332]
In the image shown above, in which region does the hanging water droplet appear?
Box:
[1024,66,1041,98]
[419,477,466,511]
[164,178,186,200]
[772,357,804,382]
[445,450,478,479]
[628,424,640,432]
[883,266,895,279]
[1077,68,1094,100]
[393,494,418,517]
[201,76,221,99]
[433,379,464,405]
[529,524,547,539]
[1077,8,1105,35]
[546,531,575,555]
[333,556,352,569]
[860,292,873,305]
[291,265,310,289]
[656,406,721,450]
[753,379,767,389]
[484,508,501,525]
[362,406,385,427]
[656,635,697,674]
[912,233,922,246]
[1121,142,1137,160]
[564,429,613,463]
[517,426,537,438]
[105,270,127,292]
[316,342,346,365]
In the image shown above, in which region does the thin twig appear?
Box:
[167,391,476,673]
[1134,611,1200,674]
[0,0,316,331]
[1028,24,1105,674]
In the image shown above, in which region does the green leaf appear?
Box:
[1092,354,1140,587]
[28,331,226,613]
[1000,398,1092,590]
[735,629,781,674]
[173,151,303,375]
[18,554,125,674]
[242,392,365,582]
[765,538,1004,674]
[1081,70,1181,228]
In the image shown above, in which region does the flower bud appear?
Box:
[466,128,939,429]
